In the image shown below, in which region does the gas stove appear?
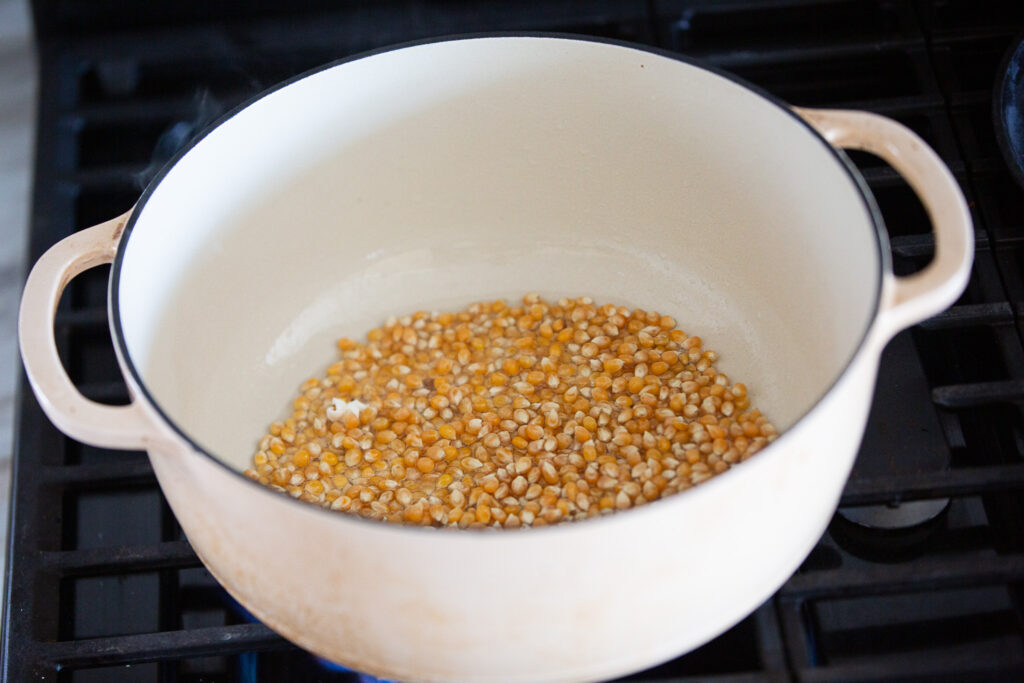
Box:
[4,1,1024,681]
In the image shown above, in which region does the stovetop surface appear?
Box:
[5,1,1024,681]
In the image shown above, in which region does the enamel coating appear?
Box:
[19,37,972,682]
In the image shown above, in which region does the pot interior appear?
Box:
[116,37,880,471]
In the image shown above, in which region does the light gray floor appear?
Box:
[0,0,37,609]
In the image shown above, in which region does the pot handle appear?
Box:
[794,107,974,343]
[19,210,159,450]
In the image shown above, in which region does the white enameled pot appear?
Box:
[20,36,973,682]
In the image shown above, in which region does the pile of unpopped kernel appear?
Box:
[246,294,777,528]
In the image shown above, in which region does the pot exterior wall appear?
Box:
[140,346,880,683]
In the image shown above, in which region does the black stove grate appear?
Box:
[5,1,1024,681]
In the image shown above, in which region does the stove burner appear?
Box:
[316,657,396,683]
[225,588,399,682]
[994,33,1024,190]
[837,333,951,532]
[838,498,950,530]
[136,89,228,188]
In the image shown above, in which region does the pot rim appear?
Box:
[108,32,887,534]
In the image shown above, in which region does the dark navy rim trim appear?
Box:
[108,32,887,532]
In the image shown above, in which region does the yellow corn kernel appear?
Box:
[252,294,774,528]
